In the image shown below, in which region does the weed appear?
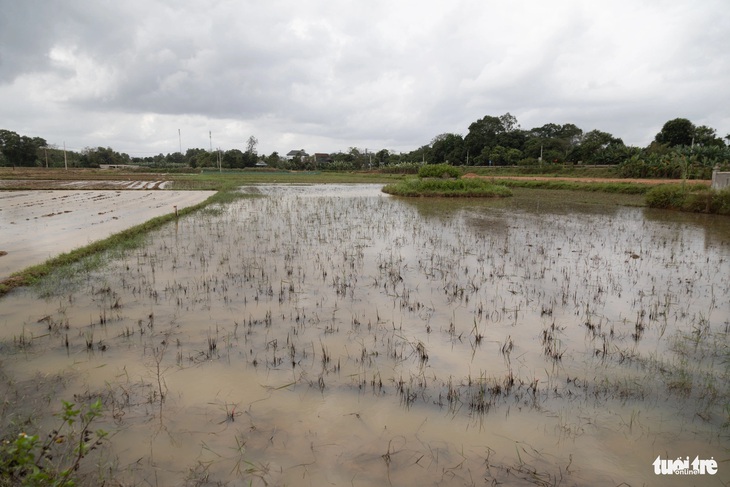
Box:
[0,400,107,486]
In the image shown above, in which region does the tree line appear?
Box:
[2,116,729,178]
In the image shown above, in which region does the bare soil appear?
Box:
[0,189,215,278]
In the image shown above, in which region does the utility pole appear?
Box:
[178,129,182,154]
[209,131,213,152]
[63,142,68,170]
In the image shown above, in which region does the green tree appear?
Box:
[693,125,725,147]
[654,118,695,147]
[185,148,209,168]
[265,151,282,167]
[375,149,390,167]
[167,151,184,165]
[525,123,583,162]
[404,145,431,164]
[78,146,130,167]
[0,129,46,167]
[429,133,464,164]
[570,130,625,164]
[465,114,511,160]
[222,148,245,168]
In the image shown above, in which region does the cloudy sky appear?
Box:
[1,0,728,157]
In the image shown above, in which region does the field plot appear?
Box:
[0,189,215,278]
[0,184,728,486]
[0,179,172,190]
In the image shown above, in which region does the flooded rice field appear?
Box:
[1,184,728,486]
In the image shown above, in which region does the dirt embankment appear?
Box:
[463,173,712,186]
[0,179,171,190]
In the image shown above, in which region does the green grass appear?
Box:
[381,177,512,197]
[646,184,730,214]
[466,165,621,178]
[169,170,405,190]
[495,178,653,194]
[417,164,462,179]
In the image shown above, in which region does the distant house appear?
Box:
[286,149,309,160]
[314,153,332,165]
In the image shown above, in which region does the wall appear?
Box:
[712,168,730,190]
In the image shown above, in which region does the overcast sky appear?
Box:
[1,0,728,157]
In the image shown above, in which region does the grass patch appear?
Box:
[495,178,652,194]
[168,170,405,190]
[467,164,621,178]
[382,177,512,197]
[417,164,462,179]
[646,185,730,214]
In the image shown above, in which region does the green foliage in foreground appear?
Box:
[0,400,106,486]
[382,177,512,197]
[645,185,730,214]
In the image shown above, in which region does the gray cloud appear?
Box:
[1,0,728,155]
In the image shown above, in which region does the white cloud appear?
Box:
[1,0,728,155]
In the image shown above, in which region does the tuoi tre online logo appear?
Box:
[653,456,718,476]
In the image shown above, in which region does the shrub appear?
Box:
[645,185,730,215]
[682,190,716,213]
[0,400,107,486]
[645,185,689,209]
[716,188,730,215]
[382,177,511,197]
[418,164,461,179]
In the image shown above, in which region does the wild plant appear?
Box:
[0,399,107,486]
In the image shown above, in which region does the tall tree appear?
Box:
[246,135,258,156]
[430,133,464,164]
[654,118,695,147]
[693,125,725,147]
[375,149,390,166]
[465,114,512,159]
[0,129,46,167]
[526,123,583,162]
[222,149,245,168]
[570,130,624,164]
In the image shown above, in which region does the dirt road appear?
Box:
[463,173,711,186]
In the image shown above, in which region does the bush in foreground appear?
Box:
[0,400,106,486]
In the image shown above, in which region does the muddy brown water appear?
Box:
[0,184,728,486]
